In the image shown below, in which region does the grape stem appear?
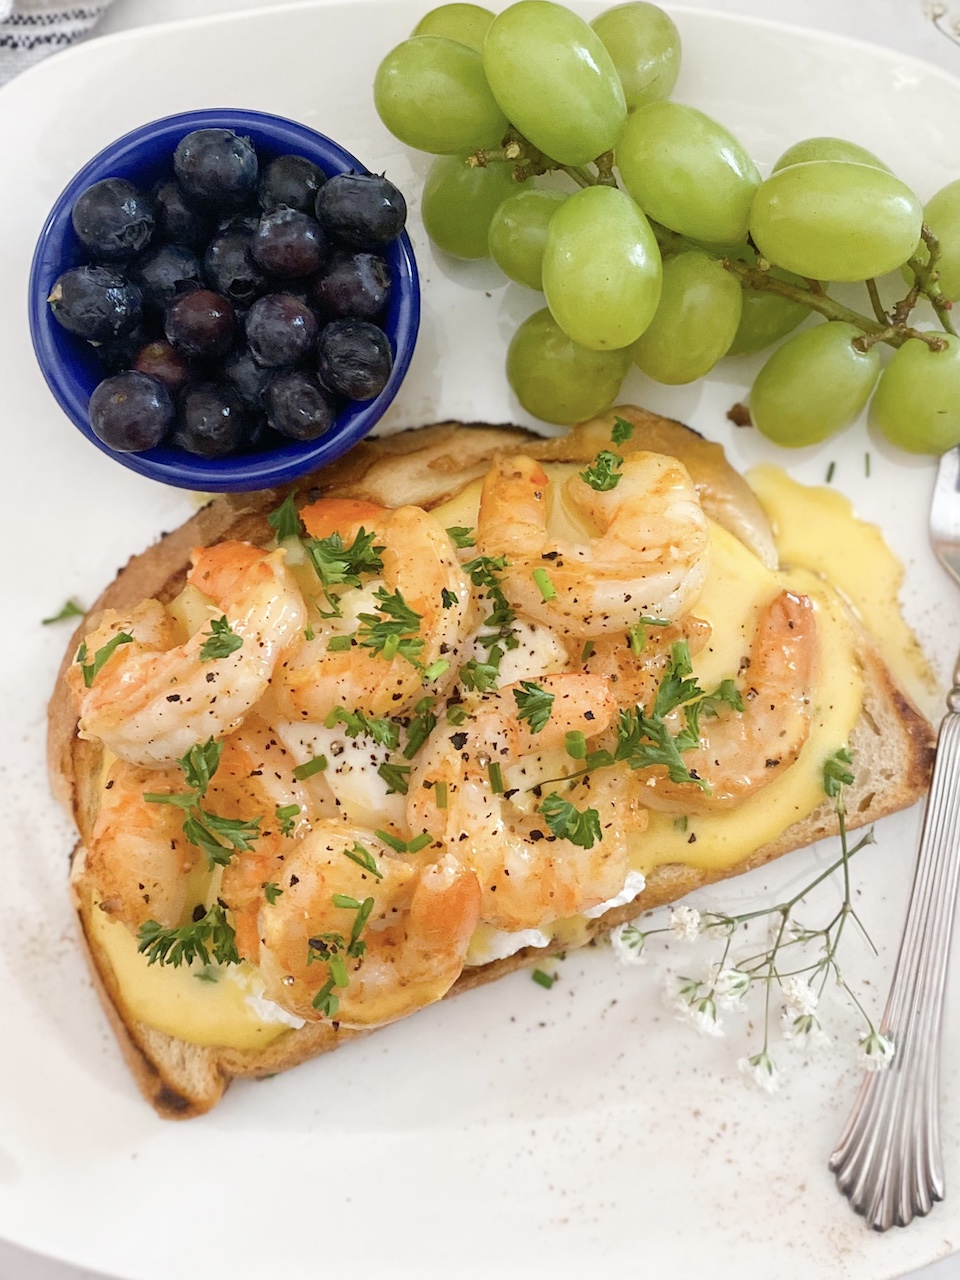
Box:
[865,277,888,325]
[907,225,958,338]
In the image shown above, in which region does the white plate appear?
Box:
[2,4,960,1278]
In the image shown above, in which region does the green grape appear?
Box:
[630,250,742,383]
[483,1,626,167]
[772,136,891,174]
[488,189,567,289]
[374,36,508,154]
[541,185,662,350]
[871,335,960,454]
[412,3,495,49]
[590,2,681,112]
[913,179,960,303]
[616,102,760,243]
[749,322,880,446]
[507,308,631,424]
[421,156,517,258]
[749,161,923,282]
[726,286,808,357]
[716,242,808,358]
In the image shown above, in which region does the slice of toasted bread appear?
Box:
[49,413,936,1118]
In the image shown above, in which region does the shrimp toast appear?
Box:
[48,409,936,1118]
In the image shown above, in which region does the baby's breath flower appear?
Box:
[687,994,724,1037]
[738,1050,780,1094]
[780,1010,831,1052]
[669,904,702,940]
[609,921,646,965]
[781,975,818,1017]
[858,1028,896,1071]
[712,967,750,1008]
[663,973,724,1036]
[923,0,948,18]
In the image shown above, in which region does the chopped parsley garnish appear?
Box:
[343,841,383,879]
[292,754,328,780]
[144,738,261,869]
[267,492,303,541]
[531,567,556,602]
[460,648,503,693]
[611,416,634,446]
[42,598,84,625]
[137,904,240,968]
[77,631,133,688]
[540,793,602,849]
[446,526,476,549]
[325,705,400,750]
[378,761,411,795]
[356,587,425,667]
[823,747,855,798]
[306,526,385,616]
[565,730,587,760]
[309,894,376,1015]
[532,968,556,989]
[460,553,518,686]
[627,615,670,656]
[275,803,300,836]
[579,449,624,492]
[264,882,284,905]
[199,615,243,662]
[513,680,555,733]
[441,587,459,609]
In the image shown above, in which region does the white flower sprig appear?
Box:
[611,748,894,1092]
[923,0,960,45]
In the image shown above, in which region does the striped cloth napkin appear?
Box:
[0,0,115,85]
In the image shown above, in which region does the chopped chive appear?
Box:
[333,893,361,909]
[628,622,645,656]
[304,625,315,642]
[580,639,594,663]
[292,755,328,780]
[531,567,556,602]
[865,451,871,477]
[674,816,689,833]
[435,781,448,809]
[327,635,354,651]
[328,952,349,987]
[343,842,383,879]
[532,969,556,989]
[826,461,836,483]
[406,832,434,854]
[447,703,468,726]
[488,761,504,794]
[375,829,406,853]
[565,730,587,760]
[424,658,451,681]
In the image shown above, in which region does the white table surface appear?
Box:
[4,0,960,1277]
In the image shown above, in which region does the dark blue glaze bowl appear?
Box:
[29,108,419,492]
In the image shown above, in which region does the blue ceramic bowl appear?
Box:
[29,108,420,492]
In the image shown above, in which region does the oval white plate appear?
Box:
[2,4,960,1278]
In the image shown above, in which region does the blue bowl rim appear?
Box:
[28,107,420,493]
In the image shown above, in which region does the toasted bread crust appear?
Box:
[51,415,937,1118]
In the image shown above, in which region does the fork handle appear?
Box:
[829,707,960,1230]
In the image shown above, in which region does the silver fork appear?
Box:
[829,445,960,1231]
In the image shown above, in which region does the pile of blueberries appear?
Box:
[47,128,407,457]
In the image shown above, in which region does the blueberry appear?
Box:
[245,293,319,367]
[164,289,235,359]
[264,370,337,441]
[315,173,406,250]
[317,319,392,400]
[252,207,325,278]
[48,265,142,342]
[242,412,287,453]
[71,178,155,261]
[259,155,326,214]
[89,371,173,451]
[222,346,272,409]
[311,252,391,319]
[97,324,152,374]
[204,230,270,307]
[134,244,202,314]
[131,340,191,394]
[174,128,259,207]
[152,180,210,249]
[216,209,261,236]
[174,383,247,457]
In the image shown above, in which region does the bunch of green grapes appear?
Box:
[374,0,960,453]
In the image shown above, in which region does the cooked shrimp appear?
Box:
[257,823,481,1027]
[272,503,472,721]
[637,590,818,814]
[69,543,306,767]
[86,759,199,931]
[572,615,712,709]
[407,673,633,931]
[209,714,324,960]
[476,453,709,637]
